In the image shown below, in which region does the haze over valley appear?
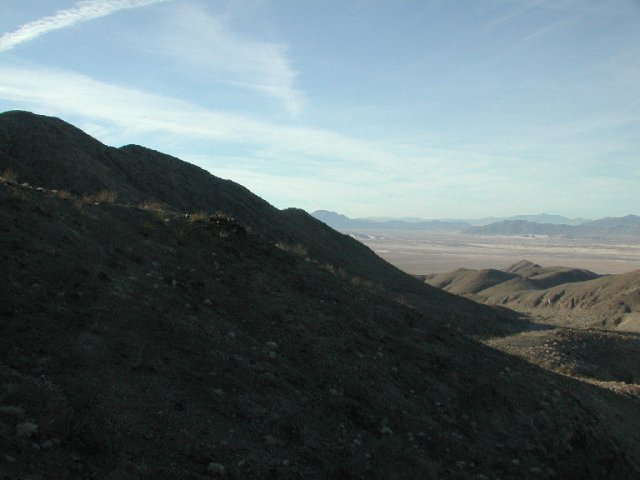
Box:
[312,211,640,275]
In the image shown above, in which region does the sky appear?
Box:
[0,0,639,219]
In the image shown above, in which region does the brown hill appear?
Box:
[1,113,640,479]
[504,260,542,275]
[426,261,600,298]
[504,270,640,330]
[425,268,518,295]
[480,264,600,296]
[525,266,600,290]
[425,259,639,331]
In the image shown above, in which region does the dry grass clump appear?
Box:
[187,212,209,223]
[210,210,234,222]
[187,210,235,224]
[82,190,117,204]
[153,209,170,222]
[350,276,373,289]
[1,168,18,183]
[56,190,73,200]
[321,262,347,279]
[138,201,171,222]
[276,242,308,257]
[139,200,166,210]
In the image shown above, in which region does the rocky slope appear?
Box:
[0,111,416,295]
[1,113,640,479]
[424,259,640,417]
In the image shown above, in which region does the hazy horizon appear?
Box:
[1,1,639,219]
[311,209,602,222]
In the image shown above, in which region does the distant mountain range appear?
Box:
[311,210,470,231]
[466,216,640,236]
[312,210,640,237]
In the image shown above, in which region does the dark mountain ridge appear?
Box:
[0,111,423,294]
[1,111,640,479]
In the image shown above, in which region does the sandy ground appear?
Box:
[356,231,640,275]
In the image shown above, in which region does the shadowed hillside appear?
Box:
[0,111,424,295]
[1,112,640,479]
[424,268,518,295]
[0,111,533,337]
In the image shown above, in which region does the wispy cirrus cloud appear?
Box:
[0,0,171,52]
[0,64,386,167]
[0,64,483,184]
[0,64,636,217]
[1,0,303,115]
[147,4,304,116]
[0,63,410,212]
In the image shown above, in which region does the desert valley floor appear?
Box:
[357,231,640,275]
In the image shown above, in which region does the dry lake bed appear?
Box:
[355,231,640,275]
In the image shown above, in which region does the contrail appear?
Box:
[0,0,171,52]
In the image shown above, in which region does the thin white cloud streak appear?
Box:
[146,4,303,115]
[0,64,628,179]
[0,64,397,168]
[1,64,636,217]
[0,65,440,214]
[0,64,509,211]
[0,0,170,52]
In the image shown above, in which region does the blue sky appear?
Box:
[1,0,639,219]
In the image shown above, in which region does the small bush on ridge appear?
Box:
[82,190,117,204]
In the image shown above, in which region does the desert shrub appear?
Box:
[322,262,336,274]
[56,190,72,200]
[153,209,170,222]
[393,294,414,308]
[210,210,234,221]
[1,168,18,183]
[321,262,347,279]
[82,190,117,204]
[139,200,166,210]
[276,242,308,257]
[350,276,373,288]
[8,186,27,201]
[138,201,171,222]
[187,212,209,223]
[96,190,117,203]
